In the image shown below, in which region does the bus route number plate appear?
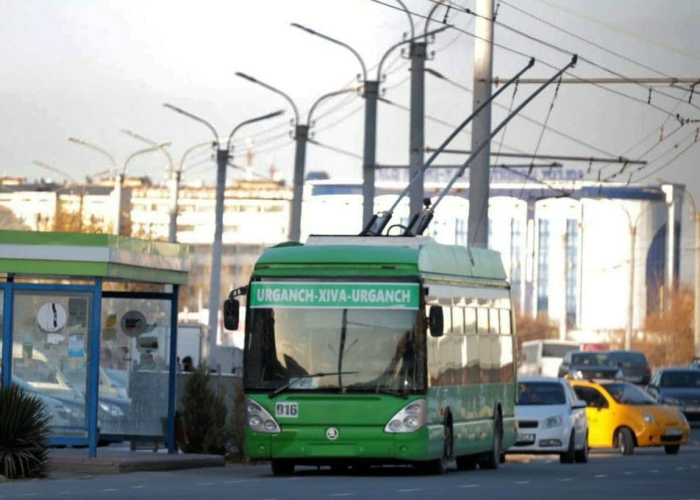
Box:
[275,402,299,418]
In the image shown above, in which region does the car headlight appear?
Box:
[661,396,681,405]
[614,370,624,379]
[542,414,566,428]
[642,412,655,424]
[677,411,689,425]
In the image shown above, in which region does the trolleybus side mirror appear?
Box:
[428,305,444,337]
[223,298,240,331]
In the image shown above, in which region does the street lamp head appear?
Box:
[235,72,258,84]
[68,137,86,146]
[259,110,285,121]
[163,103,219,144]
[163,103,188,116]
[290,22,316,35]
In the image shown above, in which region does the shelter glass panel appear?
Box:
[99,297,172,439]
[9,291,92,439]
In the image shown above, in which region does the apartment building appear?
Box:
[0,173,692,342]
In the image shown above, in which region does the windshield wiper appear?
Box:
[268,371,359,399]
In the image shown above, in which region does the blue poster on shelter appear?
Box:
[68,333,85,357]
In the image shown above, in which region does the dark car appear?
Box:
[609,350,651,385]
[558,350,622,380]
[646,368,700,421]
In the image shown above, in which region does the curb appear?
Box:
[50,454,226,475]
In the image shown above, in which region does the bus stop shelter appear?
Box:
[0,230,189,457]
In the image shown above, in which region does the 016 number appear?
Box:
[275,402,299,418]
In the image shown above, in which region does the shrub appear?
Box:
[179,365,229,455]
[0,384,51,479]
[225,380,246,463]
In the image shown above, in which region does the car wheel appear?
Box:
[616,427,634,456]
[664,444,680,455]
[270,459,295,476]
[574,432,589,463]
[422,422,452,475]
[560,432,576,464]
[478,414,502,470]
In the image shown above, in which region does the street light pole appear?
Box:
[120,143,172,236]
[236,72,360,242]
[291,22,446,227]
[122,129,178,243]
[402,0,449,217]
[605,201,660,350]
[69,137,168,236]
[163,103,284,365]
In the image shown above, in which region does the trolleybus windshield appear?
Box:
[244,280,426,395]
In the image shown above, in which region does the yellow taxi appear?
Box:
[569,379,690,455]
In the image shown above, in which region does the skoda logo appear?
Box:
[326,427,339,440]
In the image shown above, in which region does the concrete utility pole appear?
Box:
[292,22,446,228]
[163,104,283,365]
[405,0,449,218]
[236,72,359,242]
[468,0,495,249]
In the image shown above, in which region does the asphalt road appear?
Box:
[3,427,700,500]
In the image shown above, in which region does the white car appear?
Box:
[506,376,589,464]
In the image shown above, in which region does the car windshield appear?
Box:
[571,352,615,367]
[611,351,646,364]
[517,381,566,405]
[602,382,657,405]
[542,344,578,358]
[660,371,700,388]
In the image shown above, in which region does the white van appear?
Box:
[518,339,581,378]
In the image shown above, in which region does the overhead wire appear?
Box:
[308,139,365,160]
[418,0,700,183]
[499,0,675,80]
[449,1,700,116]
[633,128,700,182]
[432,70,617,157]
[495,0,700,183]
[531,0,700,62]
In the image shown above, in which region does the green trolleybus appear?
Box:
[223,234,517,475]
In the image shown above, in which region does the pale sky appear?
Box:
[1,0,699,207]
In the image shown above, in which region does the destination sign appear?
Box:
[249,282,420,309]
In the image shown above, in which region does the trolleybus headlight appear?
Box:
[245,398,281,434]
[384,399,426,433]
[404,415,420,428]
